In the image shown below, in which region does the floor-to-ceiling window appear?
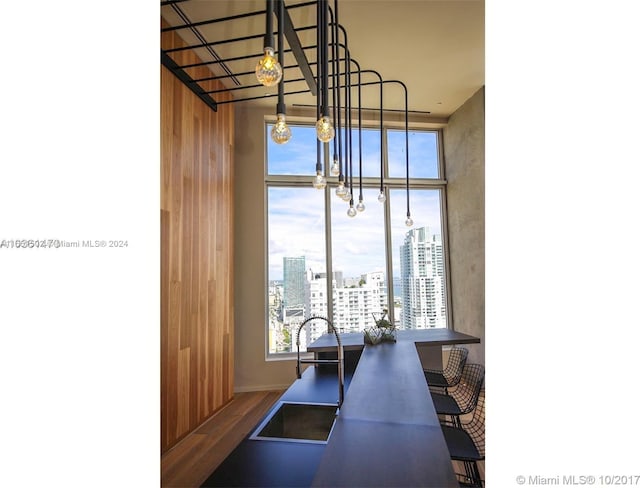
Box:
[266,122,449,355]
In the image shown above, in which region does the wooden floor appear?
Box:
[161,390,284,488]
[161,390,486,487]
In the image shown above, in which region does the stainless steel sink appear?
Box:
[249,401,338,444]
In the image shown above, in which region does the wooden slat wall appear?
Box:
[161,23,235,453]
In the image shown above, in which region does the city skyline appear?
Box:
[269,230,446,354]
[268,188,443,280]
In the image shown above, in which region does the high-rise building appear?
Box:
[283,256,305,308]
[333,270,386,333]
[277,263,389,351]
[302,269,387,348]
[400,227,446,329]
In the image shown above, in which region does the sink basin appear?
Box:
[250,401,338,444]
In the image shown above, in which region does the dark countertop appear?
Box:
[203,329,480,487]
[308,328,481,352]
[312,419,457,488]
[311,329,481,487]
[202,355,358,488]
[338,340,441,425]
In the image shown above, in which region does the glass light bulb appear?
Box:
[347,206,357,218]
[271,113,292,144]
[330,157,339,176]
[405,216,414,227]
[335,182,346,198]
[316,116,335,142]
[312,171,327,189]
[341,191,351,202]
[255,47,282,87]
[377,191,386,203]
[356,200,365,212]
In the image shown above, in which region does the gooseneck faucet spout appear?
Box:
[296,316,345,409]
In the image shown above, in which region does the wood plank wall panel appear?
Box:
[161,21,235,453]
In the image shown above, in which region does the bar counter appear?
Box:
[203,328,480,487]
[310,328,480,487]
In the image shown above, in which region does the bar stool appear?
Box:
[423,346,468,394]
[431,363,484,428]
[441,389,485,487]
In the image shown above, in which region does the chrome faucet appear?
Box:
[295,316,344,409]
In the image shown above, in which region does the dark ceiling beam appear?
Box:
[276,1,317,96]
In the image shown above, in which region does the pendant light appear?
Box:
[312,139,327,189]
[255,0,282,87]
[316,116,334,143]
[374,73,385,204]
[402,82,413,226]
[341,60,351,204]
[345,50,356,216]
[329,5,340,178]
[270,0,291,144]
[316,0,334,143]
[345,65,358,217]
[332,1,346,199]
[354,60,365,213]
[312,0,326,189]
[340,19,352,205]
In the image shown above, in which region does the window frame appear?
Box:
[264,118,452,359]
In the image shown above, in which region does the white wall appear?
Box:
[233,105,295,392]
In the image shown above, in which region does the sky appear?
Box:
[267,125,442,281]
[268,124,439,178]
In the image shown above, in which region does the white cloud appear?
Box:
[266,130,444,280]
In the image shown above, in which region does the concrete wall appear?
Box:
[443,87,485,365]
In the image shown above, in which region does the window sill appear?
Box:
[265,351,313,362]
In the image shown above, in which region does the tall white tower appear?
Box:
[400,227,446,329]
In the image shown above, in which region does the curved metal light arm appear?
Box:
[330,2,343,186]
[316,0,322,174]
[336,24,363,207]
[330,4,339,170]
[383,79,410,220]
[276,0,286,114]
[346,50,353,203]
[321,0,330,119]
[265,0,275,49]
[335,20,352,204]
[356,70,384,194]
